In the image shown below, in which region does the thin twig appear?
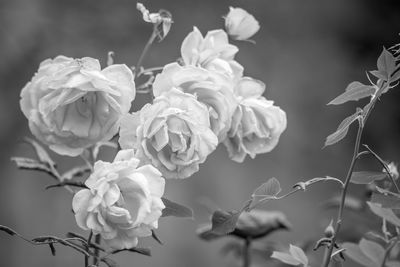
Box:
[134,25,158,79]
[363,144,400,193]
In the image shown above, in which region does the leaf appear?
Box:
[350,171,388,184]
[211,210,241,235]
[112,247,152,256]
[271,245,308,266]
[24,137,56,169]
[101,257,118,267]
[0,225,17,236]
[342,242,376,267]
[233,210,291,239]
[371,193,400,209]
[128,247,152,256]
[249,178,281,210]
[359,238,385,265]
[271,251,302,266]
[324,109,361,147]
[377,48,396,80]
[328,81,376,105]
[367,201,400,227]
[289,244,308,266]
[61,166,91,181]
[11,157,51,173]
[161,198,193,218]
[151,230,163,245]
[49,243,56,256]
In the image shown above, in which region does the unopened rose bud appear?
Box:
[324,220,335,238]
[224,7,260,41]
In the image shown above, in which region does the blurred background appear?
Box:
[0,0,400,266]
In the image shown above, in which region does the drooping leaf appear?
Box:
[377,48,396,80]
[211,210,241,235]
[0,225,17,236]
[271,251,302,266]
[328,81,376,105]
[289,244,308,266]
[367,201,400,227]
[342,242,376,267]
[271,244,308,266]
[233,210,291,239]
[101,258,118,267]
[24,137,56,169]
[249,178,281,210]
[11,157,51,173]
[324,109,361,147]
[359,238,385,265]
[161,197,193,218]
[151,230,163,245]
[49,243,56,256]
[350,171,388,184]
[112,247,151,256]
[371,193,400,209]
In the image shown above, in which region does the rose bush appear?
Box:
[223,77,287,162]
[180,27,243,80]
[119,89,218,179]
[72,149,165,249]
[224,7,260,41]
[20,56,135,156]
[152,62,237,141]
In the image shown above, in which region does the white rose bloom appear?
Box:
[223,77,287,162]
[224,7,260,41]
[153,63,238,141]
[20,56,135,156]
[72,149,165,249]
[181,27,243,80]
[119,89,218,179]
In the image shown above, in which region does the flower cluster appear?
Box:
[18,6,286,250]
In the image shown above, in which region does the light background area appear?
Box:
[0,0,399,266]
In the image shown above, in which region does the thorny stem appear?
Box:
[322,119,363,267]
[322,81,390,267]
[134,25,158,79]
[243,237,251,267]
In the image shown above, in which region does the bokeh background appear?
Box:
[1,0,400,266]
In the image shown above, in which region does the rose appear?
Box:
[224,7,260,41]
[181,27,243,80]
[119,89,218,179]
[153,63,238,140]
[72,149,165,249]
[223,77,287,162]
[20,56,135,156]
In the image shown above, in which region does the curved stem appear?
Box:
[243,237,251,267]
[363,144,400,193]
[134,26,158,79]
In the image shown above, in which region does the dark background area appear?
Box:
[0,0,399,266]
